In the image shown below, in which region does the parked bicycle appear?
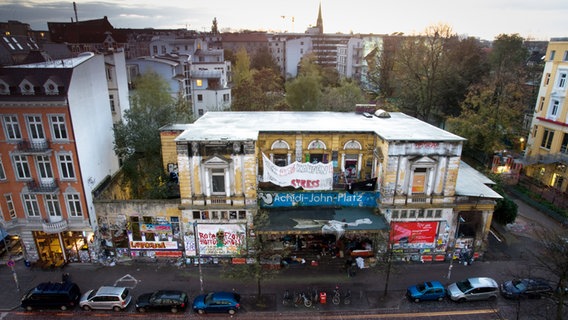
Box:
[282,289,293,306]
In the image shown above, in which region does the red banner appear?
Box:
[390,222,438,244]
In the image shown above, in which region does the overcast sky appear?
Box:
[1,0,566,40]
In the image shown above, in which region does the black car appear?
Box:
[500,278,553,299]
[21,281,81,311]
[135,290,189,313]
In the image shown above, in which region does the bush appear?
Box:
[493,196,518,225]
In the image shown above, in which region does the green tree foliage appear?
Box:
[447,34,529,163]
[285,54,323,110]
[231,48,285,111]
[113,71,191,199]
[320,79,367,111]
[251,46,280,73]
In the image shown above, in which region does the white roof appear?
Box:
[8,52,94,69]
[175,111,466,142]
[456,161,503,199]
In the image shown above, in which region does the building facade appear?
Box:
[0,52,126,267]
[524,38,568,193]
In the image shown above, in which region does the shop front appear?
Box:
[127,216,183,259]
[183,222,247,265]
[33,230,93,267]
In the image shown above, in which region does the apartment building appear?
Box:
[0,52,126,267]
[524,38,568,193]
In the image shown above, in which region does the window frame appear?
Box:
[45,194,62,217]
[22,193,41,218]
[5,194,16,219]
[36,155,53,180]
[0,157,6,181]
[49,114,68,141]
[3,115,22,141]
[57,152,76,180]
[541,129,555,149]
[25,114,45,141]
[65,193,83,218]
[13,154,31,180]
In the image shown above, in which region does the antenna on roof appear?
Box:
[73,2,79,23]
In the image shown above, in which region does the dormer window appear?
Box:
[44,79,59,95]
[0,81,8,95]
[20,80,35,95]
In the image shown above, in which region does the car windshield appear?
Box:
[87,289,98,299]
[512,280,527,291]
[456,280,473,292]
[204,293,214,303]
[121,289,129,299]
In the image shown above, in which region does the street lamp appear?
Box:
[193,221,204,293]
[447,215,465,280]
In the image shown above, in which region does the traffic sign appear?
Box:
[7,259,15,267]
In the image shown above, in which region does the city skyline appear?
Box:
[1,0,567,41]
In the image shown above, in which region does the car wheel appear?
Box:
[171,307,178,313]
[82,305,92,311]
[25,306,33,311]
[60,305,67,311]
[437,296,444,301]
[488,295,497,302]
[198,309,205,314]
[137,307,146,312]
[414,298,420,303]
[457,298,466,303]
[228,309,236,315]
[113,306,122,312]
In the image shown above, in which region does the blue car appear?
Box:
[406,281,446,302]
[192,291,241,315]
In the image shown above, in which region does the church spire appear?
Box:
[316,1,323,34]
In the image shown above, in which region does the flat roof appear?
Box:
[175,111,466,142]
[7,52,94,69]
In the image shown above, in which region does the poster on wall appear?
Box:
[197,224,246,256]
[262,153,334,190]
[390,222,439,249]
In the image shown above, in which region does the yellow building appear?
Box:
[172,111,501,264]
[524,38,568,193]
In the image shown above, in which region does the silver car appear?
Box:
[447,277,499,302]
[80,286,132,311]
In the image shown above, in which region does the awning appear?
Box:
[257,207,389,235]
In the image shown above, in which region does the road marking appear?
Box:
[490,229,502,242]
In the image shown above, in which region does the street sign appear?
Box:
[7,259,15,267]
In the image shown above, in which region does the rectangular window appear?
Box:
[426,210,433,218]
[561,133,568,154]
[273,154,288,167]
[196,79,203,87]
[417,210,425,218]
[161,45,166,54]
[13,155,31,179]
[558,72,567,89]
[550,100,560,116]
[106,67,112,81]
[3,115,22,140]
[65,193,82,217]
[545,73,551,85]
[197,94,203,102]
[5,194,16,219]
[550,50,556,61]
[409,210,416,218]
[400,210,408,218]
[538,97,545,111]
[22,194,40,217]
[109,95,116,112]
[211,168,225,194]
[192,211,200,219]
[49,115,68,140]
[412,168,427,193]
[541,129,554,149]
[58,153,75,179]
[564,50,568,61]
[0,157,5,180]
[223,94,229,102]
[26,115,45,140]
[45,194,61,217]
[36,155,53,179]
[152,46,158,55]
[435,210,442,218]
[392,210,399,219]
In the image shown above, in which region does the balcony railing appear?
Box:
[524,153,568,166]
[42,219,68,234]
[17,139,51,153]
[27,179,59,193]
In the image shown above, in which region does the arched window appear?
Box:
[307,139,327,163]
[343,140,362,179]
[270,139,291,167]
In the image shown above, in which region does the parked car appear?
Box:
[406,281,446,302]
[500,278,553,299]
[135,290,189,313]
[447,277,499,302]
[80,286,132,311]
[192,291,241,315]
[21,281,81,311]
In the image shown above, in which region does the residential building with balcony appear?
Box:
[524,38,568,193]
[0,52,124,267]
